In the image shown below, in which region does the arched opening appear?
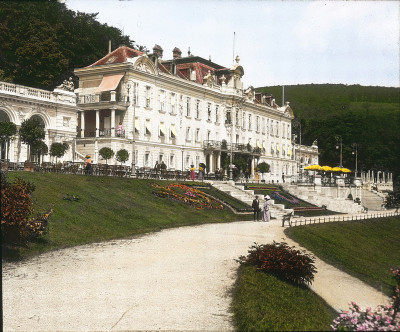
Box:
[0,109,12,160]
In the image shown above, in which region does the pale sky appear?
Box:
[66,0,400,88]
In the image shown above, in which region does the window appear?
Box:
[196,100,200,119]
[287,124,290,139]
[196,155,200,167]
[170,154,175,168]
[170,93,176,114]
[195,128,200,142]
[235,109,239,126]
[226,109,231,124]
[134,117,139,134]
[159,153,164,163]
[145,152,150,167]
[207,103,211,121]
[186,127,191,141]
[256,116,260,132]
[159,122,166,137]
[261,118,265,134]
[63,117,70,127]
[248,114,252,130]
[186,155,190,167]
[242,112,246,128]
[186,97,191,117]
[145,86,151,108]
[215,105,219,123]
[170,124,177,139]
[127,82,138,104]
[159,90,165,112]
[207,130,211,141]
[145,119,151,135]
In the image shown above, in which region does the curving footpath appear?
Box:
[2,219,390,331]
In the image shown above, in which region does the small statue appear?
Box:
[57,77,74,92]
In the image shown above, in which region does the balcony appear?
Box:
[78,92,128,106]
[81,129,126,138]
[203,140,263,155]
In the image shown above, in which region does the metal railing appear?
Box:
[82,129,126,138]
[203,140,263,155]
[290,210,400,227]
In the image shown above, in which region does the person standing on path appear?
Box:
[252,196,260,221]
[190,164,196,181]
[262,195,271,222]
[84,155,92,175]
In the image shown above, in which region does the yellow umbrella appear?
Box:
[341,168,352,173]
[321,166,333,172]
[331,167,342,172]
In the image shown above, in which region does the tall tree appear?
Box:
[19,118,45,161]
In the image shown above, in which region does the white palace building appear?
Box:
[0,45,319,181]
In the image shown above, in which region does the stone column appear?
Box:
[110,91,116,102]
[209,152,214,173]
[95,140,98,164]
[111,109,116,137]
[80,111,85,138]
[217,152,221,170]
[95,110,100,138]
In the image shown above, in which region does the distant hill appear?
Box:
[256,84,400,179]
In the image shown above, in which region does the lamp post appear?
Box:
[335,135,343,168]
[352,143,359,176]
[225,120,233,180]
[181,146,184,173]
[292,118,302,174]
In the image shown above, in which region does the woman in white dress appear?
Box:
[262,195,271,222]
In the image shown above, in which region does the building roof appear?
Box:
[87,46,144,67]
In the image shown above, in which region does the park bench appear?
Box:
[281,212,293,227]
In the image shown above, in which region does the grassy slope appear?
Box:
[285,217,400,296]
[232,265,337,331]
[4,172,251,259]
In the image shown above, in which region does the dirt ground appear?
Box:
[2,220,390,331]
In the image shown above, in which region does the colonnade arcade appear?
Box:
[78,107,127,138]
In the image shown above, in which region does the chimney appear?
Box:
[108,40,112,53]
[153,44,163,59]
[172,47,182,59]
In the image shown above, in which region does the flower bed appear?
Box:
[152,183,224,210]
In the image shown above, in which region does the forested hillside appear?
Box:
[257,85,400,178]
[0,0,146,90]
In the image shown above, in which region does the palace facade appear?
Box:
[0,45,319,181]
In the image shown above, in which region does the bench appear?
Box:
[282,212,293,227]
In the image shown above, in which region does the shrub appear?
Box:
[238,241,317,285]
[116,149,129,164]
[99,147,114,164]
[1,172,51,245]
[331,268,400,331]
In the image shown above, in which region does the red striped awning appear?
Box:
[96,73,124,93]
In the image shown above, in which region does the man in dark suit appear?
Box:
[252,196,260,221]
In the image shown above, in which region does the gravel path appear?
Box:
[2,220,390,331]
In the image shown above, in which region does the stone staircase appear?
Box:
[361,189,385,211]
[211,181,292,219]
[280,183,365,214]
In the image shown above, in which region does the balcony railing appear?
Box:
[78,92,127,105]
[203,140,263,155]
[82,129,126,138]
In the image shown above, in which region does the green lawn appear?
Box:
[3,171,251,260]
[232,265,337,331]
[284,218,400,296]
